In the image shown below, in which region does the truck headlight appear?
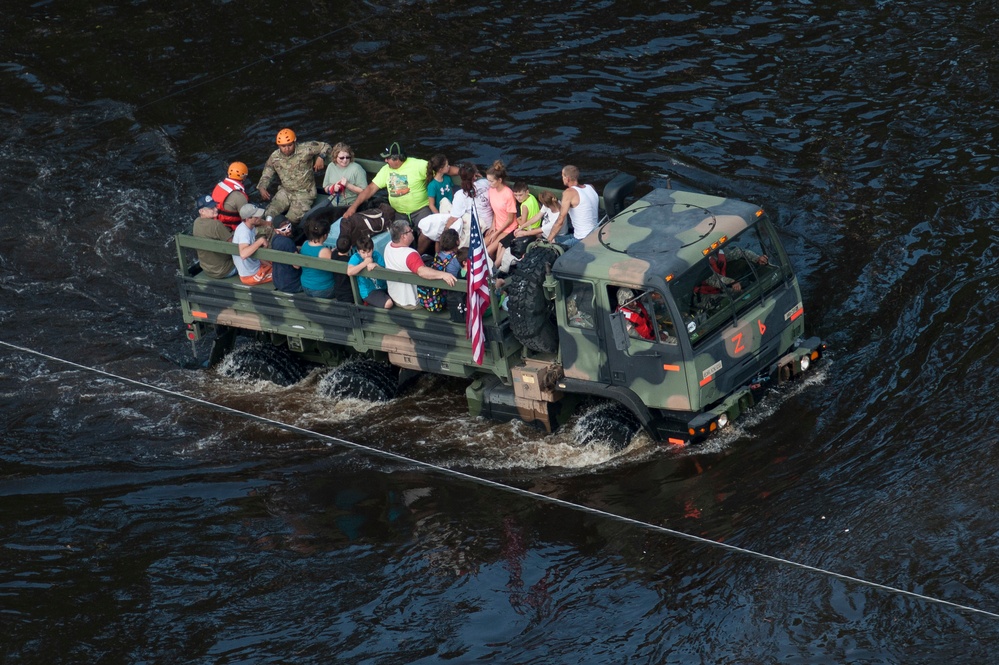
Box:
[799,355,810,372]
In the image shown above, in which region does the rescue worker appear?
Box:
[701,247,769,292]
[211,161,250,230]
[257,128,333,223]
[616,288,655,341]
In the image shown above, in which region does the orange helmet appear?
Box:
[276,128,297,146]
[227,161,248,180]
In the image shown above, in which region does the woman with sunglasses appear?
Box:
[322,142,368,208]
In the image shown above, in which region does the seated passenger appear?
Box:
[616,288,655,341]
[436,229,463,279]
[426,154,454,215]
[494,181,541,274]
[484,160,518,260]
[211,161,250,230]
[192,206,236,279]
[330,235,355,303]
[514,190,561,241]
[546,165,598,247]
[322,142,368,210]
[232,205,273,286]
[697,246,770,301]
[269,219,302,294]
[384,219,458,310]
[297,218,337,298]
[347,234,393,309]
[417,162,477,254]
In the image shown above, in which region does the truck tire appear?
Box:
[572,401,641,452]
[216,342,311,387]
[318,359,399,402]
[507,246,561,353]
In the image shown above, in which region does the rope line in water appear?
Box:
[2,338,996,620]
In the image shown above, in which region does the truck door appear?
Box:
[558,280,610,383]
[604,286,692,412]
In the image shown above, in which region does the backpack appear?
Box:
[417,252,453,312]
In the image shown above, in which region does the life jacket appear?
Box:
[619,303,654,340]
[211,178,246,229]
[694,252,728,295]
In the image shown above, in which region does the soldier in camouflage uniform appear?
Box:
[257,128,332,223]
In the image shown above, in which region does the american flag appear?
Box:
[466,210,491,365]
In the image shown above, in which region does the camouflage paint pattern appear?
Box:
[177,179,823,444]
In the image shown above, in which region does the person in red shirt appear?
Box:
[616,288,654,341]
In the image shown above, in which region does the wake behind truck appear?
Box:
[177,163,825,448]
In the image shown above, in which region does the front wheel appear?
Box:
[572,401,641,452]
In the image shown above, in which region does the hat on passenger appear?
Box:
[196,194,214,214]
[239,203,267,220]
[380,141,406,159]
[617,288,635,307]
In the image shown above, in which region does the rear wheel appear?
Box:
[318,358,400,402]
[572,401,641,452]
[216,342,311,386]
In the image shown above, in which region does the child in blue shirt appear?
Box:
[347,234,393,308]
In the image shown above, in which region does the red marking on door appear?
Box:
[731,332,745,354]
[758,319,766,335]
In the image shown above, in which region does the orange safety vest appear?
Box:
[212,178,246,229]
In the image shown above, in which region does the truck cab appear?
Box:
[510,187,824,444]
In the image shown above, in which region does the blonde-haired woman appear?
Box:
[322,142,368,209]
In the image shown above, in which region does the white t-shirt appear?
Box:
[383,242,419,308]
[569,184,599,239]
[541,206,560,238]
[232,222,260,276]
[472,178,493,231]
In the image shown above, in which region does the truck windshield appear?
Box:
[669,220,789,346]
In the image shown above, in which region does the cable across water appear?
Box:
[2,338,997,621]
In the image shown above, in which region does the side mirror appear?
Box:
[609,311,630,351]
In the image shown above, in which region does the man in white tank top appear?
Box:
[545,165,599,247]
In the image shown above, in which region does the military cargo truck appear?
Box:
[177,163,824,448]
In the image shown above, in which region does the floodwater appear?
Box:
[2,1,998,662]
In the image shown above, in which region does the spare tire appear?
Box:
[507,246,561,353]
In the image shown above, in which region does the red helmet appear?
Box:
[276,128,297,146]
[227,161,248,180]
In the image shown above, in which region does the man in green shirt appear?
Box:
[343,142,458,229]
[192,207,236,279]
